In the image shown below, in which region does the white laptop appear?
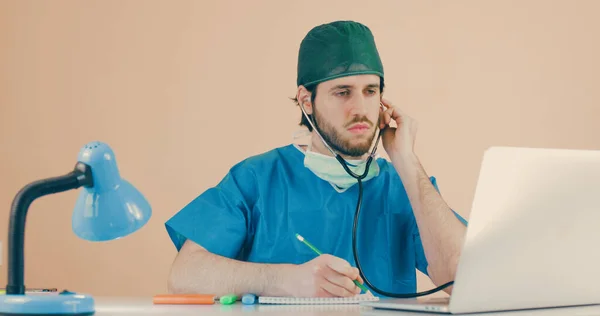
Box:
[362,146,600,314]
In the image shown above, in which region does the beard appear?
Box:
[312,108,379,158]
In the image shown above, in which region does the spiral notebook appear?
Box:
[258,294,379,305]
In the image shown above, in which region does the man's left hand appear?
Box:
[378,98,418,160]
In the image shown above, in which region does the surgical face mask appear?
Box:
[303,144,380,193]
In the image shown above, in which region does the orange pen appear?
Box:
[153,294,217,305]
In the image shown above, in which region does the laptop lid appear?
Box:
[448,146,600,313]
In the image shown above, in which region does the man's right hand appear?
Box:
[283,254,365,297]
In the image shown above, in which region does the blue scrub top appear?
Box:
[165,144,467,297]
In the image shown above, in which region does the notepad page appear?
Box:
[258,294,379,305]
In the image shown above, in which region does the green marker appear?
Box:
[295,233,369,293]
[219,294,238,305]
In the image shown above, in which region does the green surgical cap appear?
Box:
[297,20,384,87]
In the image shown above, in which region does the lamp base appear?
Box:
[0,291,94,315]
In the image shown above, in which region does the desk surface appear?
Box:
[94,297,600,316]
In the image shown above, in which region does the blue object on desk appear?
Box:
[0,141,151,316]
[242,294,257,305]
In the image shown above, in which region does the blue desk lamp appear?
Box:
[0,141,152,315]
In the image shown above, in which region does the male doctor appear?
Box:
[165,20,467,298]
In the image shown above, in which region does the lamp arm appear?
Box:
[6,162,93,295]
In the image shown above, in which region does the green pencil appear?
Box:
[295,233,369,293]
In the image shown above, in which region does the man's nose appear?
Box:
[349,95,368,116]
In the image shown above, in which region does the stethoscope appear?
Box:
[299,100,454,297]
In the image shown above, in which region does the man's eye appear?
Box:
[367,89,377,95]
[336,91,349,96]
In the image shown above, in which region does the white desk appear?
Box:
[94,297,361,315]
[94,297,600,315]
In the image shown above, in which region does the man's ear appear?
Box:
[297,85,313,115]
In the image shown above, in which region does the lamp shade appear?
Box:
[72,141,151,241]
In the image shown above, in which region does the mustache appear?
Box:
[344,116,375,128]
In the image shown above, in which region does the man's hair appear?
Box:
[291,77,385,132]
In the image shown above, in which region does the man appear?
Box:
[165,20,468,298]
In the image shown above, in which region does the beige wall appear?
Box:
[1,0,599,297]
